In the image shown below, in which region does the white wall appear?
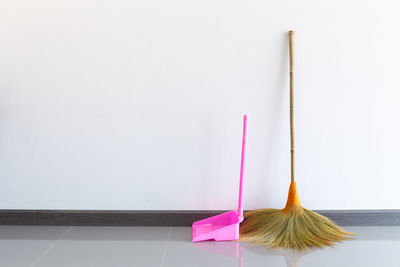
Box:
[1,0,399,210]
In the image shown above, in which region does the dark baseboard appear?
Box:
[0,210,399,226]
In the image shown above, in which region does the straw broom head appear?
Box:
[240,182,354,250]
[240,31,354,250]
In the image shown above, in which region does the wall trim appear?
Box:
[0,210,399,226]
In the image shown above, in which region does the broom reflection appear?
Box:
[263,248,310,267]
[193,241,312,267]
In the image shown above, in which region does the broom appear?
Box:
[240,30,354,250]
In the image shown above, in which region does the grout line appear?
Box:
[30,226,73,267]
[160,227,172,267]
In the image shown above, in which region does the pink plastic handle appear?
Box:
[237,114,247,221]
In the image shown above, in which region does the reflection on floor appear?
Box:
[0,225,399,266]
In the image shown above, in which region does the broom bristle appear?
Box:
[240,182,354,250]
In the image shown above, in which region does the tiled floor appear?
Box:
[0,225,400,266]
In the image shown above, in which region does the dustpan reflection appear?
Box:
[193,241,243,267]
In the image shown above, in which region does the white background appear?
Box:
[1,0,399,210]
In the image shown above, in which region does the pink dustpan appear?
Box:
[192,115,247,242]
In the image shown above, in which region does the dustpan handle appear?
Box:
[238,114,247,221]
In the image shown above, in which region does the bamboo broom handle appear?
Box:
[289,30,296,183]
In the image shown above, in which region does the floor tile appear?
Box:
[166,227,400,267]
[166,228,242,266]
[0,240,56,267]
[376,226,400,240]
[299,240,400,267]
[34,245,164,267]
[168,227,192,246]
[192,240,400,267]
[0,226,70,267]
[60,226,170,246]
[163,244,239,267]
[0,225,399,266]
